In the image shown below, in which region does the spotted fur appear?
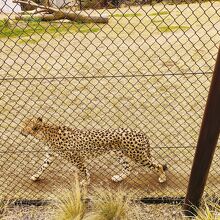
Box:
[21,117,167,184]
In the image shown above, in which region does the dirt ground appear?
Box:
[2,203,186,220]
[0,2,220,202]
[1,146,220,200]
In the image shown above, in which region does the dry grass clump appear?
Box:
[52,177,138,220]
[195,201,220,220]
[0,199,9,219]
[52,177,86,220]
[87,187,132,220]
[1,180,219,220]
[53,180,220,220]
[183,199,220,220]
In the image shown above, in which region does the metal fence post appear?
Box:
[183,46,220,216]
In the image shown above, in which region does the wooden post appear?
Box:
[183,46,220,216]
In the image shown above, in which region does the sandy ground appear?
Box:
[1,146,220,200]
[0,2,220,201]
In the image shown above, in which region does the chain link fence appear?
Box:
[0,0,220,202]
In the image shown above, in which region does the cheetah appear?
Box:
[21,117,167,185]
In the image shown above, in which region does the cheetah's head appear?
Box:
[21,117,43,138]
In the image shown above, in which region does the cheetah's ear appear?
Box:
[37,117,43,122]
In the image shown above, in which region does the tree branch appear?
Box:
[13,0,109,23]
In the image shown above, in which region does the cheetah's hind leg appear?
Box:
[111,151,131,182]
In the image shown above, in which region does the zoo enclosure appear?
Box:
[0,0,220,202]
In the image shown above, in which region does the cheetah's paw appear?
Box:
[30,175,39,181]
[111,174,127,182]
[158,175,166,183]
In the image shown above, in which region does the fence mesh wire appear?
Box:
[0,0,220,201]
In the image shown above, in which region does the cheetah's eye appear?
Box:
[32,126,38,131]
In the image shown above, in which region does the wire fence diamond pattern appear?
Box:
[0,0,220,202]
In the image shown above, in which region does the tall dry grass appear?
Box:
[53,180,220,220]
[183,199,220,220]
[0,199,9,219]
[52,176,86,220]
[195,201,220,220]
[87,187,132,220]
[52,177,138,220]
[2,177,218,220]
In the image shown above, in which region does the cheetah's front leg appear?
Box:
[31,152,55,181]
[140,157,167,183]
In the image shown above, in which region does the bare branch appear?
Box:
[19,8,48,14]
[13,0,109,23]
